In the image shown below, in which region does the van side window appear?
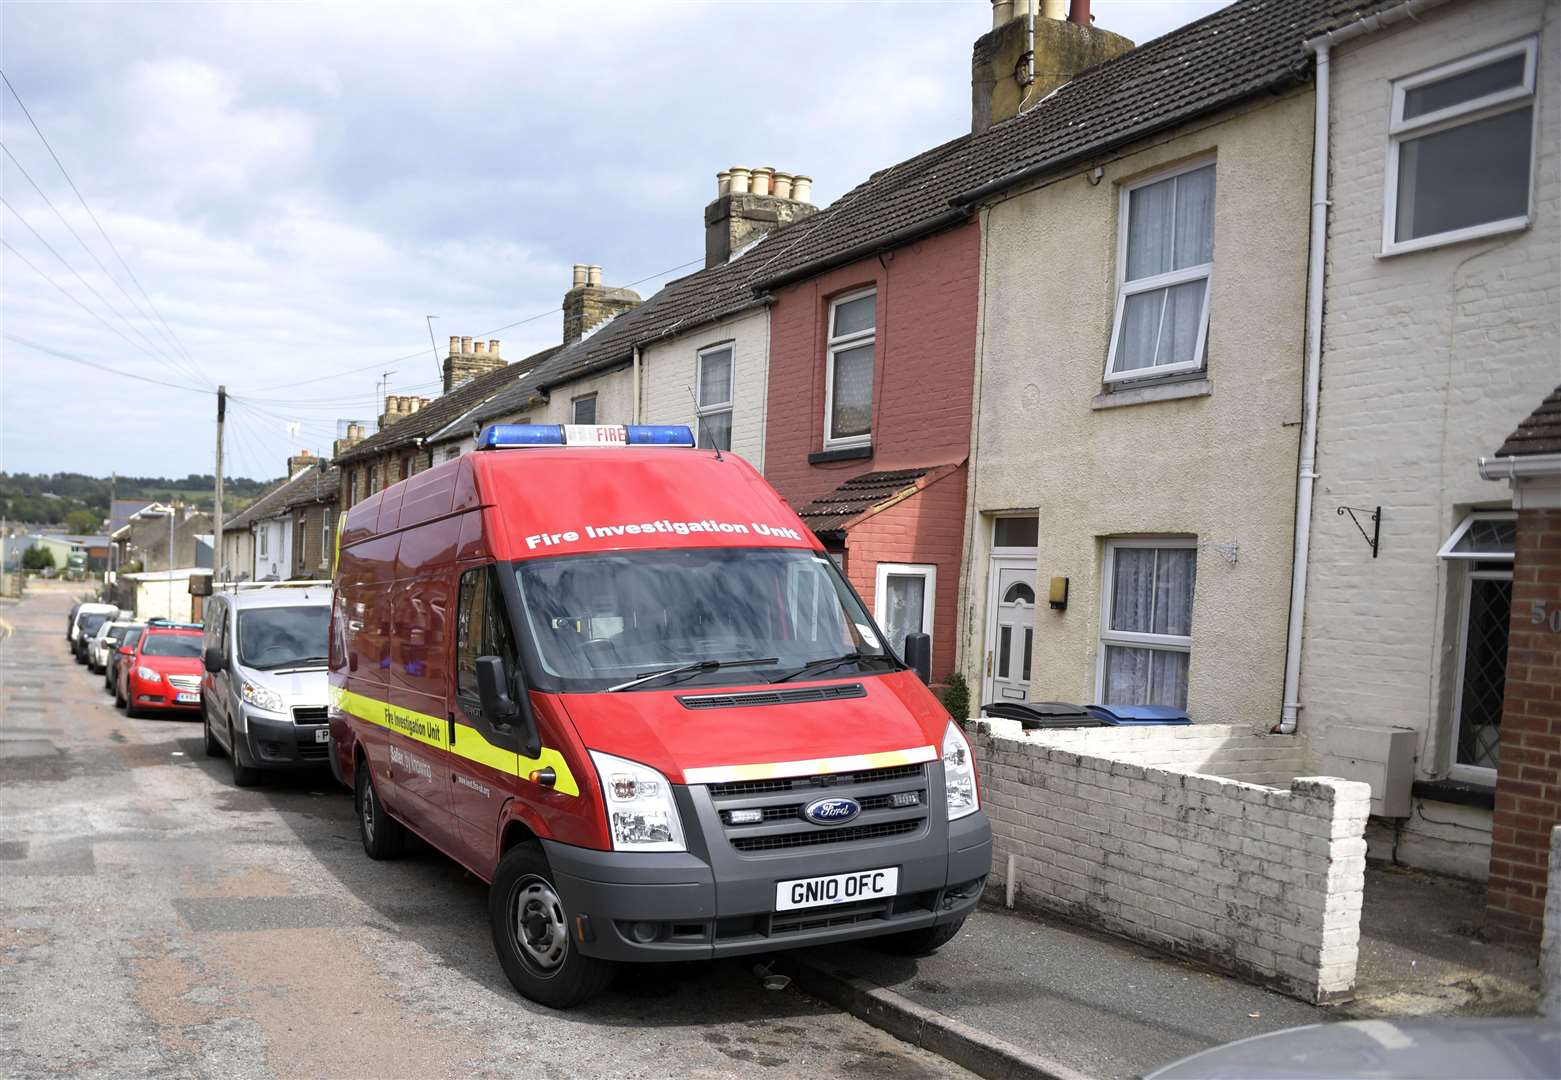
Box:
[456,567,518,703]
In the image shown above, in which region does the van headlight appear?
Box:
[241,680,286,713]
[589,750,686,852]
[943,720,979,820]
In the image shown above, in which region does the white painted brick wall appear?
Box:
[1301,0,1559,880]
[973,721,1370,1003]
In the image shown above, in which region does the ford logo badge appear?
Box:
[804,796,861,826]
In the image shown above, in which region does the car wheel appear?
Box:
[228,721,260,787]
[868,916,967,957]
[202,707,223,758]
[489,842,615,1009]
[355,761,406,860]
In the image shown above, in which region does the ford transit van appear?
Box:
[329,423,991,1007]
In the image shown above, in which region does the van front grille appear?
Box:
[292,706,328,725]
[706,762,924,798]
[729,819,921,853]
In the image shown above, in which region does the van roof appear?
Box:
[215,586,332,609]
[342,445,819,563]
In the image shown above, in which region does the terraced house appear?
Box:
[219,452,339,581]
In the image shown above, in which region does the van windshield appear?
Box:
[238,605,331,670]
[512,548,897,692]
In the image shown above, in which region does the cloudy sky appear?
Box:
[2,0,1224,481]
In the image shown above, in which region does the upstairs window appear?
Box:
[1385,38,1537,254]
[825,289,875,449]
[696,344,734,451]
[572,393,597,426]
[1106,161,1215,383]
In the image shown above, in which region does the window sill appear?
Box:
[1092,376,1212,411]
[810,445,873,465]
[1378,216,1529,258]
[1411,778,1495,811]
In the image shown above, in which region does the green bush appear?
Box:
[940,671,972,721]
[21,544,55,571]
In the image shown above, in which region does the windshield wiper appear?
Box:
[254,656,329,671]
[771,651,895,684]
[607,657,779,693]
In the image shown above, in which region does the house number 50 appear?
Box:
[1531,600,1561,634]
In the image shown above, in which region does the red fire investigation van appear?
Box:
[329,423,991,1007]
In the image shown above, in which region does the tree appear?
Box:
[65,509,100,534]
[21,544,55,571]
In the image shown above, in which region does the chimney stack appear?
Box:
[704,164,820,268]
[442,334,506,393]
[287,449,316,478]
[332,421,366,459]
[972,0,1131,135]
[563,265,641,345]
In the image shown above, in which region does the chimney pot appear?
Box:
[473,340,485,354]
[790,175,813,203]
[587,264,602,287]
[728,167,751,194]
[448,335,460,357]
[489,339,501,357]
[461,335,473,354]
[751,167,774,196]
[1042,0,1065,19]
[572,264,588,288]
[992,0,1014,28]
[717,169,732,196]
[1067,0,1088,24]
[772,171,794,199]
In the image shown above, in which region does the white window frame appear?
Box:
[991,513,1040,556]
[1104,159,1215,384]
[257,523,268,557]
[1448,566,1512,785]
[1437,510,1517,561]
[874,562,936,657]
[695,342,734,451]
[824,288,876,450]
[320,517,332,569]
[1095,537,1196,702]
[1382,37,1539,256]
[572,393,597,425]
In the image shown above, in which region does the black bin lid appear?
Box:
[980,701,1104,729]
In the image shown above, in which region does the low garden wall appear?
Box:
[971,720,1370,1003]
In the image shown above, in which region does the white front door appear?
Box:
[984,559,1036,704]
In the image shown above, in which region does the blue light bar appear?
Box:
[625,424,695,447]
[477,424,565,449]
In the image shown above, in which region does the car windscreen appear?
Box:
[141,634,203,658]
[79,614,110,636]
[104,625,132,644]
[122,628,144,648]
[237,606,330,670]
[511,547,893,692]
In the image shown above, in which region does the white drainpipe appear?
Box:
[1277,42,1331,736]
[631,345,642,424]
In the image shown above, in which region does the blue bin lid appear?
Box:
[1086,704,1191,725]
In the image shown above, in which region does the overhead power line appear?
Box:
[2,330,214,394]
[0,69,212,388]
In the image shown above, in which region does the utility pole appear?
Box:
[214,385,225,584]
[167,503,176,618]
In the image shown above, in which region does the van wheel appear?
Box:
[490,843,614,1009]
[202,708,223,758]
[229,721,260,788]
[355,762,405,859]
[870,917,966,957]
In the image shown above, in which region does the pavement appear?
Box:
[0,586,974,1079]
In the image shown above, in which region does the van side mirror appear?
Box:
[203,645,223,673]
[476,655,542,759]
[903,633,932,685]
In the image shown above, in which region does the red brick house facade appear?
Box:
[759,221,981,684]
[1481,386,1561,942]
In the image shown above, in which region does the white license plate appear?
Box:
[775,867,898,911]
[175,692,200,703]
[314,728,330,743]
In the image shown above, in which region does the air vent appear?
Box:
[678,683,866,710]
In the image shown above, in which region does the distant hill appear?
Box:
[0,471,273,529]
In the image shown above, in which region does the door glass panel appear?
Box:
[1021,628,1032,682]
[998,625,1011,679]
[1456,577,1511,769]
[994,517,1038,549]
[1003,582,1035,605]
[883,574,925,658]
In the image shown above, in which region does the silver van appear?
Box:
[200,584,331,787]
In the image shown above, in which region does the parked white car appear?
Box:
[89,620,142,675]
[69,603,119,664]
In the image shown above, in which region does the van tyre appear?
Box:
[490,842,614,1009]
[355,762,406,860]
[229,721,260,788]
[202,707,223,758]
[870,916,966,957]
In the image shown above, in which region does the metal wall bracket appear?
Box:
[1337,505,1381,558]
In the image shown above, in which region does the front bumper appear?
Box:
[239,710,331,769]
[542,807,991,963]
[130,682,202,712]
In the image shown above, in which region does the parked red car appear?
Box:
[118,626,204,718]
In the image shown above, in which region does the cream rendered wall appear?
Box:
[1300,0,1560,880]
[537,366,636,428]
[641,308,769,469]
[961,90,1316,726]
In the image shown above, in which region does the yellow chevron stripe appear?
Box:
[330,685,580,797]
[682,744,937,786]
